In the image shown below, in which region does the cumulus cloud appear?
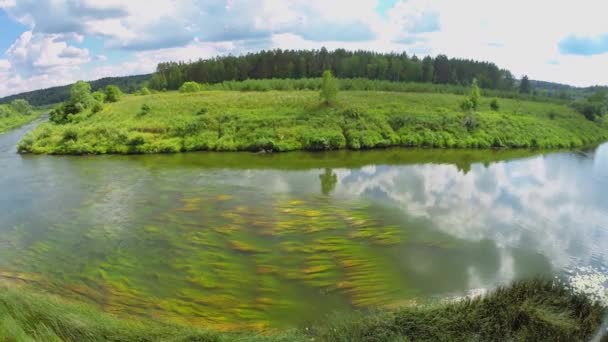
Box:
[0,30,90,96]
[2,0,608,96]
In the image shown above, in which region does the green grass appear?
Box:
[0,105,44,134]
[18,90,608,155]
[0,280,605,341]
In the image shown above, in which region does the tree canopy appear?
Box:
[149,49,517,92]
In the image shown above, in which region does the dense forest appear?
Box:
[1,49,606,107]
[0,74,150,107]
[149,48,517,92]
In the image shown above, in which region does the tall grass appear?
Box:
[199,78,564,104]
[0,279,605,341]
[0,105,42,134]
[18,90,608,155]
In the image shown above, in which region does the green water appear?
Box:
[1,122,607,331]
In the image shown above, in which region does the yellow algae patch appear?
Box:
[176,197,201,212]
[229,240,264,253]
[215,194,233,201]
[303,264,333,274]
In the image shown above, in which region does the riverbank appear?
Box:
[0,104,45,134]
[0,280,604,341]
[17,90,608,155]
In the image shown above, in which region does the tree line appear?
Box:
[149,48,518,92]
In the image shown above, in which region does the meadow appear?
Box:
[0,103,43,134]
[18,86,608,155]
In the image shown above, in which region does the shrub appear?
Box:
[10,99,32,115]
[139,87,152,96]
[104,85,122,103]
[460,99,474,111]
[91,102,104,114]
[179,82,201,93]
[92,91,106,102]
[138,104,151,117]
[62,129,78,142]
[490,99,500,111]
[320,70,339,105]
[463,114,477,132]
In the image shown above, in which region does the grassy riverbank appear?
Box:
[0,280,604,341]
[18,89,608,155]
[0,103,45,134]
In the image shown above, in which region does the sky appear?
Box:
[0,0,607,97]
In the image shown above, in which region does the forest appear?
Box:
[0,74,150,107]
[149,48,518,92]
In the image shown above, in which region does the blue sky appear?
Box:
[0,0,607,97]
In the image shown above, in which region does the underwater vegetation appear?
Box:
[0,279,605,341]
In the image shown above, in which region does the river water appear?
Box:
[1,121,607,330]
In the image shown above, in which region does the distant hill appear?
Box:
[0,74,151,107]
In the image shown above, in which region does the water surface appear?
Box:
[1,122,607,330]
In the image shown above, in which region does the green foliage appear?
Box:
[572,89,607,121]
[151,49,516,92]
[460,99,474,112]
[18,89,608,155]
[320,70,339,105]
[0,280,604,341]
[0,103,42,133]
[10,99,32,115]
[490,99,500,111]
[104,85,122,103]
[470,79,481,110]
[91,102,104,114]
[520,75,532,94]
[0,74,150,107]
[139,104,151,117]
[70,81,93,107]
[179,81,202,93]
[50,81,95,124]
[92,91,105,102]
[138,87,152,96]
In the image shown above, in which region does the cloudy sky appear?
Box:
[0,0,607,97]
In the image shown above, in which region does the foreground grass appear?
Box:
[0,280,605,341]
[18,90,608,155]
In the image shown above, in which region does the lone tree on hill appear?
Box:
[320,70,338,105]
[519,75,531,94]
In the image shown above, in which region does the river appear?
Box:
[1,120,607,330]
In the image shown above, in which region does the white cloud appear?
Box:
[0,31,90,97]
[1,0,608,96]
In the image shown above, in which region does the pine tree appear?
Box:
[519,75,531,94]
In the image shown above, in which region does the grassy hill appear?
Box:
[0,104,47,134]
[0,74,151,107]
[18,87,608,155]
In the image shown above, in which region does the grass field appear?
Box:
[18,90,608,155]
[0,280,605,341]
[0,104,45,134]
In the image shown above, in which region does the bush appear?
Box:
[91,102,104,114]
[104,85,122,103]
[460,99,474,111]
[138,87,152,96]
[92,91,106,103]
[138,104,151,117]
[463,114,477,132]
[179,82,201,93]
[320,70,339,105]
[10,99,32,115]
[490,99,500,111]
